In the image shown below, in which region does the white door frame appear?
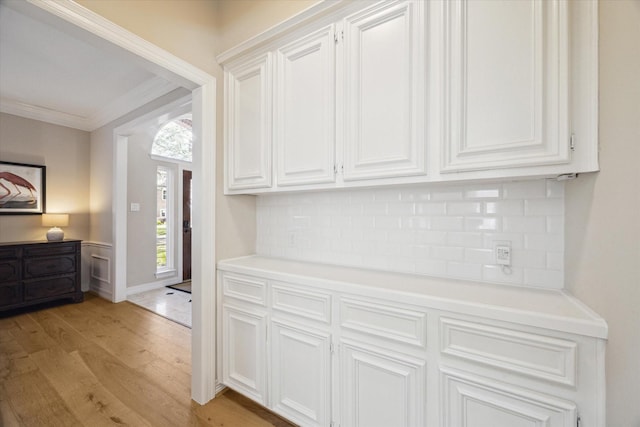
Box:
[30,1,217,404]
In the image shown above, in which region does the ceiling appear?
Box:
[0,1,179,132]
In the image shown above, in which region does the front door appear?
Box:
[183,169,192,281]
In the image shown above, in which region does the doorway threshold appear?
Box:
[127,287,192,328]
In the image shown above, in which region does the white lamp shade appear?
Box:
[42,214,69,227]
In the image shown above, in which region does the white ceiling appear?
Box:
[0,1,179,132]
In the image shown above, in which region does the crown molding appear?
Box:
[0,98,92,131]
[90,76,179,130]
[0,76,179,132]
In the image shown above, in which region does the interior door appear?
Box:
[183,169,192,281]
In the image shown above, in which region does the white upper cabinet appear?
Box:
[275,25,336,186]
[219,0,597,194]
[441,0,569,172]
[225,53,273,190]
[342,1,426,181]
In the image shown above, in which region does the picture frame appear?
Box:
[0,161,46,215]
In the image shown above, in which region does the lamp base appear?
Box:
[46,227,64,241]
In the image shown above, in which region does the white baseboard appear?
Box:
[89,288,112,301]
[215,383,227,396]
[127,277,181,296]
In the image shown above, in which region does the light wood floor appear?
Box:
[0,293,295,427]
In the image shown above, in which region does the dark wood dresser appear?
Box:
[0,240,82,312]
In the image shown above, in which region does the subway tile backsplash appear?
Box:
[256,179,565,289]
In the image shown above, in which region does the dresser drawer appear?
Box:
[0,247,19,260]
[23,242,77,257]
[24,255,76,279]
[0,282,21,306]
[24,276,77,301]
[0,260,20,282]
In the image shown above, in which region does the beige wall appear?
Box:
[75,0,219,75]
[565,1,640,426]
[0,113,90,242]
[216,0,319,53]
[77,0,315,262]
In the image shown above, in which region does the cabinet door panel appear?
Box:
[441,368,577,427]
[275,26,336,186]
[222,305,267,405]
[343,1,426,181]
[271,320,331,427]
[443,0,569,172]
[226,53,272,190]
[340,339,425,427]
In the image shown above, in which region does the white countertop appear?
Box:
[217,255,608,339]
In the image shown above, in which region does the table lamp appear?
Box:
[42,213,69,241]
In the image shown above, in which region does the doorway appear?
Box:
[126,103,195,326]
[38,0,218,403]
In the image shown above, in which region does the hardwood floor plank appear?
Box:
[30,346,153,427]
[0,337,38,382]
[52,302,161,370]
[0,393,22,427]
[29,309,91,353]
[137,357,192,407]
[72,341,197,427]
[86,297,192,353]
[0,328,14,343]
[194,390,295,427]
[2,370,82,427]
[0,316,19,331]
[0,295,295,427]
[82,298,191,375]
[9,314,58,354]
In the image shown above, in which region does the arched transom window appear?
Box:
[151,114,193,162]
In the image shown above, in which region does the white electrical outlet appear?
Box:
[495,245,511,266]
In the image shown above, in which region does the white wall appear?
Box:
[127,132,166,287]
[565,2,640,426]
[0,112,90,243]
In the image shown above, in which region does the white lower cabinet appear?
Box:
[218,260,607,427]
[221,304,268,405]
[441,368,577,427]
[340,339,425,427]
[270,319,332,427]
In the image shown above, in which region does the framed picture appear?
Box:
[0,161,46,215]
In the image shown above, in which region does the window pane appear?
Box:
[151,116,193,162]
[157,169,168,268]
